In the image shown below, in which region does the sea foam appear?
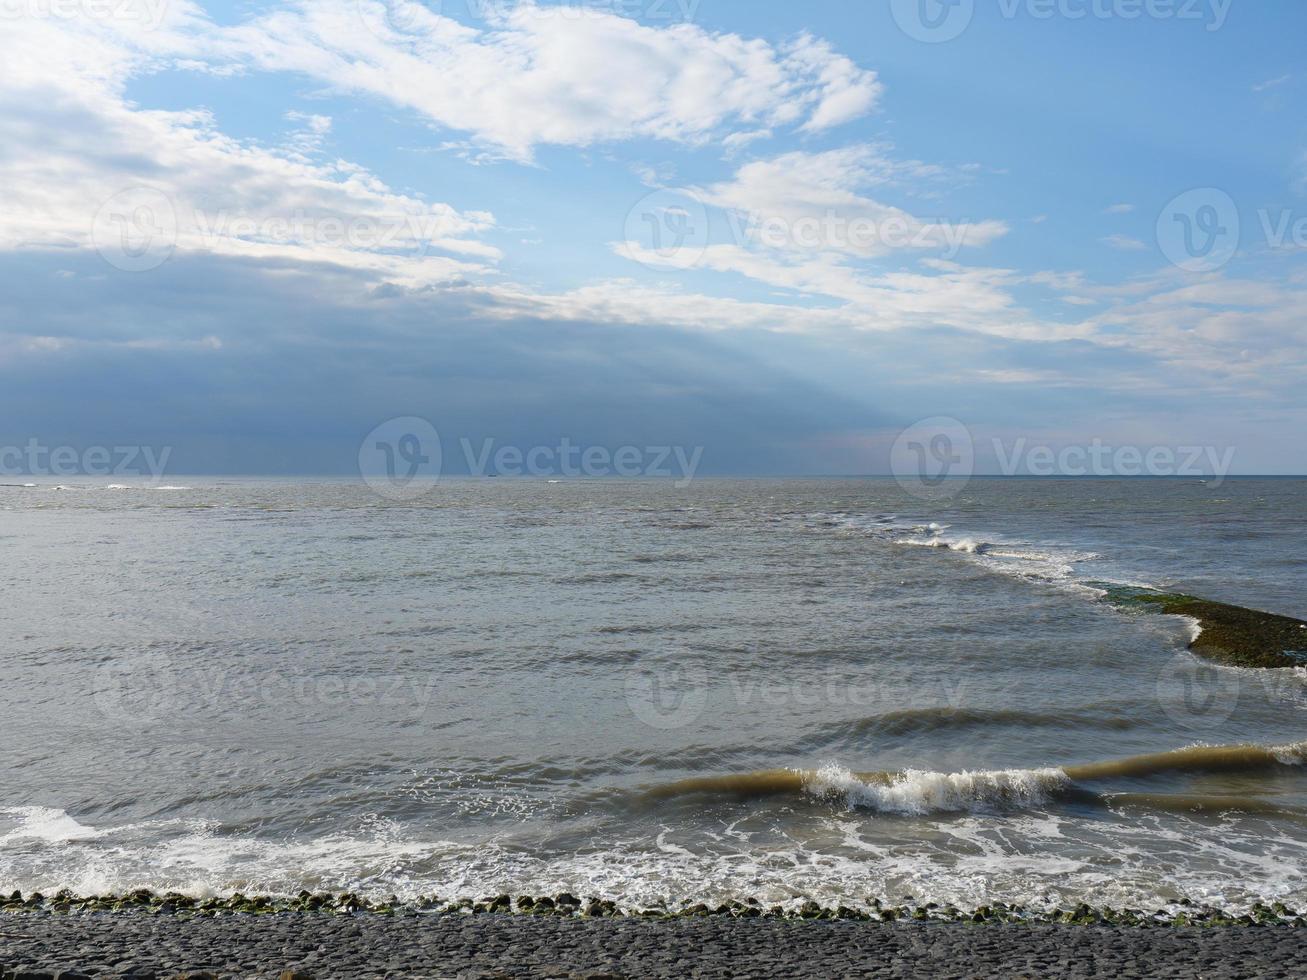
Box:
[803,764,1070,816]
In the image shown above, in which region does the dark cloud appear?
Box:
[0,252,891,475]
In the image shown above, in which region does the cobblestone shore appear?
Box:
[3,910,1307,979]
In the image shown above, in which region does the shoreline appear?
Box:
[3,890,1305,927]
[3,908,1307,979]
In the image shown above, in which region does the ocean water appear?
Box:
[2,477,1307,913]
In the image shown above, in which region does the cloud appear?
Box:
[1104,203,1135,214]
[1253,73,1291,92]
[604,146,1025,339]
[3,0,1305,452]
[0,12,498,287]
[689,147,1008,261]
[1080,273,1307,392]
[1101,234,1148,251]
[231,2,881,162]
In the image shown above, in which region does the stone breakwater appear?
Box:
[1093,583,1307,668]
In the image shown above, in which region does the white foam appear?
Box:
[895,534,991,555]
[802,764,1070,816]
[885,518,1104,591]
[1272,742,1307,766]
[0,806,103,843]
[5,800,1307,917]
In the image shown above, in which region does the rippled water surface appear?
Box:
[2,477,1307,911]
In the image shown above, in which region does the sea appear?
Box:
[2,476,1306,913]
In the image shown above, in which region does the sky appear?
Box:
[1,0,1305,477]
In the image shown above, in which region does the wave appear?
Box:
[7,746,1307,914]
[1064,741,1307,781]
[817,510,1306,667]
[645,740,1307,816]
[896,534,988,553]
[1102,792,1307,818]
[815,511,1098,587]
[807,764,1069,816]
[645,766,1071,815]
[810,706,1139,743]
[0,806,104,843]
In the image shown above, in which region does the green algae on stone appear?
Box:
[1094,583,1307,668]
[3,890,1307,927]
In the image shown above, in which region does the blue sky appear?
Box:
[1,0,1305,475]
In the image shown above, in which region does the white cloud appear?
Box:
[1104,203,1135,214]
[1080,274,1307,389]
[231,2,881,162]
[1253,73,1291,92]
[0,11,498,287]
[601,145,1034,341]
[1101,234,1148,251]
[691,146,1008,260]
[5,0,1301,409]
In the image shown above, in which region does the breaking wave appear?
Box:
[646,741,1307,816]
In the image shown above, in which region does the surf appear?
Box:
[644,740,1307,816]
